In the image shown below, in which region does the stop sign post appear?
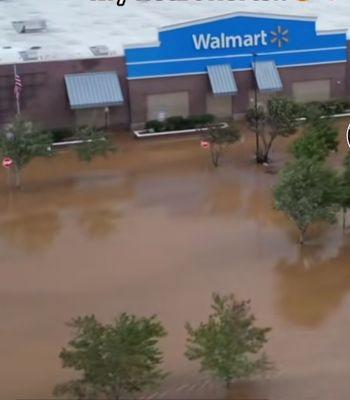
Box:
[2,157,13,169]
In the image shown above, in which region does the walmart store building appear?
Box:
[0,12,349,129]
[125,12,349,127]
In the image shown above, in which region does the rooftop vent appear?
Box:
[90,45,109,56]
[19,49,39,61]
[12,19,47,34]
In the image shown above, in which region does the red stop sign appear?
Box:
[2,157,13,169]
[200,140,210,150]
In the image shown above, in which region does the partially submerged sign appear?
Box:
[2,157,13,169]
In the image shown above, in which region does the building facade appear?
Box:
[0,12,349,130]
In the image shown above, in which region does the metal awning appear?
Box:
[207,64,238,96]
[252,61,283,93]
[64,71,124,109]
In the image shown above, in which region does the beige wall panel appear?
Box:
[206,94,232,118]
[75,108,106,128]
[292,80,331,102]
[147,92,189,120]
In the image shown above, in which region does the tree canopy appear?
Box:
[73,126,115,162]
[202,123,241,167]
[0,116,53,187]
[337,154,350,229]
[274,158,339,243]
[292,118,338,162]
[54,313,167,400]
[246,96,299,164]
[185,293,272,388]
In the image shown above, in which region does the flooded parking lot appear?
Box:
[1,122,350,400]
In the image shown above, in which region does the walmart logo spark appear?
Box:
[270,26,289,48]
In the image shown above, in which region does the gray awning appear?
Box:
[64,71,124,109]
[252,61,283,93]
[207,64,238,96]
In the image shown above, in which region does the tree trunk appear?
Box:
[14,165,21,189]
[299,227,307,245]
[261,135,275,164]
[255,133,267,164]
[225,378,231,389]
[211,145,221,167]
[255,131,261,163]
[343,208,347,231]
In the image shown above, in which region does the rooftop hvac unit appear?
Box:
[12,19,47,33]
[90,45,109,56]
[19,49,39,61]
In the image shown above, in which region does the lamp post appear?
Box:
[252,53,258,116]
[252,52,260,162]
[104,107,110,130]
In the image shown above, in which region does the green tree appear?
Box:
[247,97,299,164]
[246,105,266,164]
[202,123,241,167]
[185,293,272,388]
[274,158,339,244]
[292,119,338,162]
[264,96,299,162]
[337,154,350,230]
[73,126,115,162]
[54,314,167,400]
[0,116,53,188]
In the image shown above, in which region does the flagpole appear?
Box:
[13,64,21,115]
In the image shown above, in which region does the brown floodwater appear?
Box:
[1,120,350,400]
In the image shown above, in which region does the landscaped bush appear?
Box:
[164,116,191,131]
[145,120,165,132]
[51,127,74,142]
[190,114,216,126]
[321,99,350,114]
[298,99,350,118]
[143,114,216,133]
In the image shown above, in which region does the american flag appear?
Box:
[14,73,22,99]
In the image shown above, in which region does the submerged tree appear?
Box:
[54,314,167,400]
[246,96,299,164]
[0,116,53,188]
[246,105,266,163]
[292,118,338,162]
[73,126,115,162]
[185,293,272,388]
[274,158,339,244]
[202,123,241,167]
[337,154,350,230]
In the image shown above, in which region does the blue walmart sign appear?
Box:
[125,13,348,79]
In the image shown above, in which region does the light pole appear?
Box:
[104,107,110,130]
[252,52,260,162]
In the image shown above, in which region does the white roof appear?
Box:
[0,0,349,65]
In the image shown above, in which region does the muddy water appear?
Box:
[1,121,350,400]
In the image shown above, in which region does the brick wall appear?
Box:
[0,57,130,130]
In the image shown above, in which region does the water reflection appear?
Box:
[275,235,350,328]
[0,211,61,254]
[78,207,121,239]
[134,168,243,218]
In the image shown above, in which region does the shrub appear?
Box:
[190,114,215,127]
[323,99,350,114]
[301,99,350,118]
[51,127,74,143]
[143,114,216,133]
[145,120,165,132]
[164,116,189,131]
